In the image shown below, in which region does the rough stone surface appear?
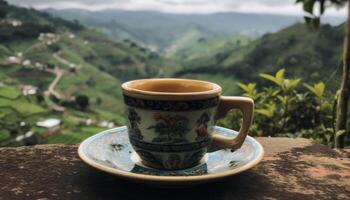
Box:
[1,138,350,200]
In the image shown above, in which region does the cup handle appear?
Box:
[208,96,254,152]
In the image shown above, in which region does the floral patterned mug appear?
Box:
[122,78,254,170]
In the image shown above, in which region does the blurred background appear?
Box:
[0,0,348,147]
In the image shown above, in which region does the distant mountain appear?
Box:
[44,9,345,53]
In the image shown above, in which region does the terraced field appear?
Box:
[0,3,170,146]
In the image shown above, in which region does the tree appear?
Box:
[0,0,8,18]
[75,95,89,110]
[296,0,348,148]
[36,93,45,105]
[96,97,102,105]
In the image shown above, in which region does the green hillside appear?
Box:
[235,24,342,79]
[171,34,252,69]
[0,1,180,146]
[165,27,207,56]
[175,23,344,93]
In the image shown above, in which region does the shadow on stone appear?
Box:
[76,166,279,200]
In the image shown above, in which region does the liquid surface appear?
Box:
[127,79,218,93]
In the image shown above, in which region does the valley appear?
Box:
[0,0,346,146]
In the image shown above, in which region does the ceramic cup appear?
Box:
[122,78,254,170]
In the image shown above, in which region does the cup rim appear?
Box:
[122,78,222,100]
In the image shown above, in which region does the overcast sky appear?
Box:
[7,0,347,16]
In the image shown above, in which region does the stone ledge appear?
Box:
[1,138,350,200]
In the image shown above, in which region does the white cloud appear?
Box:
[7,0,347,16]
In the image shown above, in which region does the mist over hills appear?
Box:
[45,8,345,53]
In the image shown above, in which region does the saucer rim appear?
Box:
[78,126,264,183]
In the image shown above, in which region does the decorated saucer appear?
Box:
[78,126,264,186]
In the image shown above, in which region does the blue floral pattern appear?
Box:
[148,114,190,143]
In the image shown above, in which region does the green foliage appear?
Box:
[292,125,334,147]
[0,23,55,43]
[260,69,286,86]
[256,104,276,118]
[219,68,336,146]
[260,68,302,92]
[304,82,325,98]
[296,0,347,30]
[75,95,89,111]
[238,83,259,100]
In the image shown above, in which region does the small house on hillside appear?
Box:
[21,85,38,96]
[98,121,115,128]
[0,19,22,27]
[36,118,61,129]
[78,118,94,126]
[6,56,21,65]
[22,59,31,66]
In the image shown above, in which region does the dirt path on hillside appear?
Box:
[25,35,61,53]
[44,67,64,99]
[53,51,82,70]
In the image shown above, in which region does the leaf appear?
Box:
[242,92,252,98]
[238,83,257,99]
[260,69,287,89]
[276,69,285,84]
[272,89,280,96]
[303,0,316,14]
[314,82,325,97]
[336,130,346,137]
[277,95,287,105]
[238,83,256,93]
[284,78,301,91]
[260,73,281,86]
[238,83,250,93]
[303,82,325,98]
[247,83,256,91]
[304,83,317,95]
[256,104,276,118]
[255,109,272,117]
